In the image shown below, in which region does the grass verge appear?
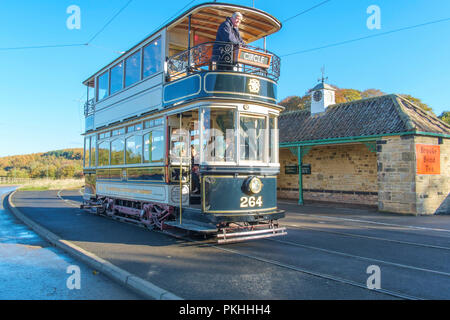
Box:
[17,179,84,191]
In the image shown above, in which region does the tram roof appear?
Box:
[83,2,282,87]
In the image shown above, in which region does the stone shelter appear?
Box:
[277,83,450,215]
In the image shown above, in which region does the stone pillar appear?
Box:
[377,136,417,214]
[414,136,450,214]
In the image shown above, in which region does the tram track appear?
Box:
[57,190,437,300]
[160,230,423,300]
[265,237,450,277]
[282,223,450,251]
[283,212,450,234]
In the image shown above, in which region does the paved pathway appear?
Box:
[0,187,141,300]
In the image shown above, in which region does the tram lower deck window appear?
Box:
[111,139,125,165]
[126,136,142,164]
[98,142,110,166]
[202,108,235,163]
[240,115,266,162]
[144,130,165,163]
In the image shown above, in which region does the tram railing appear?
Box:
[84,98,95,117]
[166,41,281,82]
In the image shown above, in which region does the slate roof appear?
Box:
[279,94,450,144]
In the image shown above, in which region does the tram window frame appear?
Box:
[110,138,125,166]
[268,113,279,165]
[200,106,237,165]
[84,137,90,168]
[125,135,143,165]
[98,141,110,167]
[112,127,125,136]
[90,136,97,167]
[143,127,165,164]
[143,37,162,79]
[110,62,124,96]
[127,123,142,134]
[125,50,142,88]
[239,114,267,164]
[96,71,109,102]
[98,131,111,140]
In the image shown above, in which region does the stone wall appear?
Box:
[377,135,450,215]
[278,144,378,205]
[278,135,449,214]
[414,136,450,214]
[376,136,417,214]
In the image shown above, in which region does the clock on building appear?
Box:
[313,90,323,102]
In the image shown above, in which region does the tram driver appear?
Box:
[212,12,246,71]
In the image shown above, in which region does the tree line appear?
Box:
[0,148,83,179]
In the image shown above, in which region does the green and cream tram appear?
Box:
[82,2,286,243]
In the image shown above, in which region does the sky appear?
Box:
[0,0,449,157]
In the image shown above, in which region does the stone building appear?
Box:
[277,82,450,215]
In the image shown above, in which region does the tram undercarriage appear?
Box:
[81,197,286,244]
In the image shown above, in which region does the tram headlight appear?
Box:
[248,177,263,194]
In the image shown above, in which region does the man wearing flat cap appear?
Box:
[212,12,246,70]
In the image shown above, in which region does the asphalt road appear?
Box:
[0,187,141,300]
[7,188,450,299]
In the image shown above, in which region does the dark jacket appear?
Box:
[212,17,245,64]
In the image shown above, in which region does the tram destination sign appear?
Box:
[237,48,272,69]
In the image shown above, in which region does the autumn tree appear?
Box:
[439,111,450,125]
[361,89,385,98]
[400,94,434,114]
[279,96,303,111]
[0,148,83,179]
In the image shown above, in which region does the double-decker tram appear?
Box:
[81,2,286,243]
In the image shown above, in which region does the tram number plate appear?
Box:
[240,196,263,208]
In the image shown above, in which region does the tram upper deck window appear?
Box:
[240,115,265,162]
[110,62,124,95]
[97,71,109,101]
[125,51,141,87]
[143,38,162,78]
[202,108,235,163]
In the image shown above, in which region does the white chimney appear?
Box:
[310,82,336,115]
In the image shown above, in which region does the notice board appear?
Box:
[416,144,440,175]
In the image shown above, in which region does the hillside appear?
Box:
[0,148,83,179]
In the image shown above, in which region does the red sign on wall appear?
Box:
[416,144,440,175]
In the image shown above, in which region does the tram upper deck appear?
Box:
[82,2,282,133]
